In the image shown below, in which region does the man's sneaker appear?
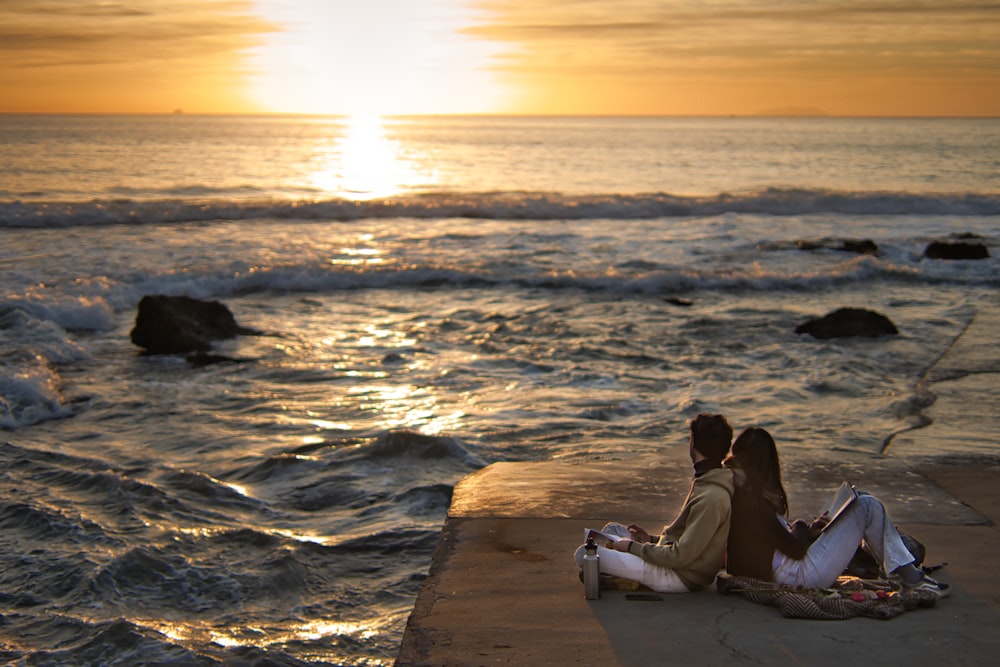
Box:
[903,575,950,599]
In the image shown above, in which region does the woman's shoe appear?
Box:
[903,575,950,598]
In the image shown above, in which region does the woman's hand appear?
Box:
[627,524,651,543]
[808,511,830,540]
[610,538,633,553]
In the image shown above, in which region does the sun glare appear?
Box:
[250,0,505,115]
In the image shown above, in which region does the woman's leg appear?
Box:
[773,493,915,588]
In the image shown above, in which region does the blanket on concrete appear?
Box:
[716,573,939,620]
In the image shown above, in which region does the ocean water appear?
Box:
[1,114,998,665]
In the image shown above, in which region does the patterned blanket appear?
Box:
[716,573,939,620]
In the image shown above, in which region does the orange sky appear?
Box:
[1,0,997,116]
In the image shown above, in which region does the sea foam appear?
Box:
[2,189,999,228]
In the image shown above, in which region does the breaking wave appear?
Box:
[3,188,999,228]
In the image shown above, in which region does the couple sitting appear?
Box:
[574,413,949,597]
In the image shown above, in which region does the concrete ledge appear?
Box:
[397,459,1000,666]
[448,454,991,526]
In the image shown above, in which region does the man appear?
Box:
[575,413,734,592]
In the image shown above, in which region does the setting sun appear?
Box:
[251,0,507,115]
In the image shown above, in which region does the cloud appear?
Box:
[6,1,154,18]
[0,0,276,69]
[467,0,1000,75]
[0,0,281,112]
[461,0,1000,114]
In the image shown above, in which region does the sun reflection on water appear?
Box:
[278,318,469,444]
[173,525,329,545]
[349,383,465,435]
[310,114,433,200]
[357,323,417,348]
[330,246,384,266]
[137,617,385,654]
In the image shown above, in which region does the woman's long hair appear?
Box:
[727,427,789,515]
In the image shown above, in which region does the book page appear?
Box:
[584,527,621,545]
[820,481,858,532]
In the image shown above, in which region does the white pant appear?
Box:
[772,493,916,588]
[574,522,691,593]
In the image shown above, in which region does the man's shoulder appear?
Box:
[696,466,733,483]
[694,467,734,497]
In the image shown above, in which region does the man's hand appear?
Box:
[627,524,651,543]
[610,538,633,553]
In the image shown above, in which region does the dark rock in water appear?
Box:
[839,239,878,255]
[796,238,878,255]
[795,308,898,339]
[664,297,693,307]
[923,240,990,260]
[130,295,251,354]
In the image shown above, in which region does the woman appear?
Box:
[724,426,949,596]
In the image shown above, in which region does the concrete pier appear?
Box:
[397,302,1000,666]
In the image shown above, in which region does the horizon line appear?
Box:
[2,111,999,120]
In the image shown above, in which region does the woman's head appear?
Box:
[728,426,788,514]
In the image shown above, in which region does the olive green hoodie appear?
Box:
[626,466,734,590]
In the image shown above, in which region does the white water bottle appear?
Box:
[583,537,600,599]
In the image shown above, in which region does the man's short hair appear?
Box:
[690,413,733,463]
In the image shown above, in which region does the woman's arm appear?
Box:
[770,512,810,560]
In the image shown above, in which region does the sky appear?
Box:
[0,0,997,116]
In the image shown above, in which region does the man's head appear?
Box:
[688,413,733,464]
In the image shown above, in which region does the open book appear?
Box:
[584,527,621,546]
[818,481,858,532]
